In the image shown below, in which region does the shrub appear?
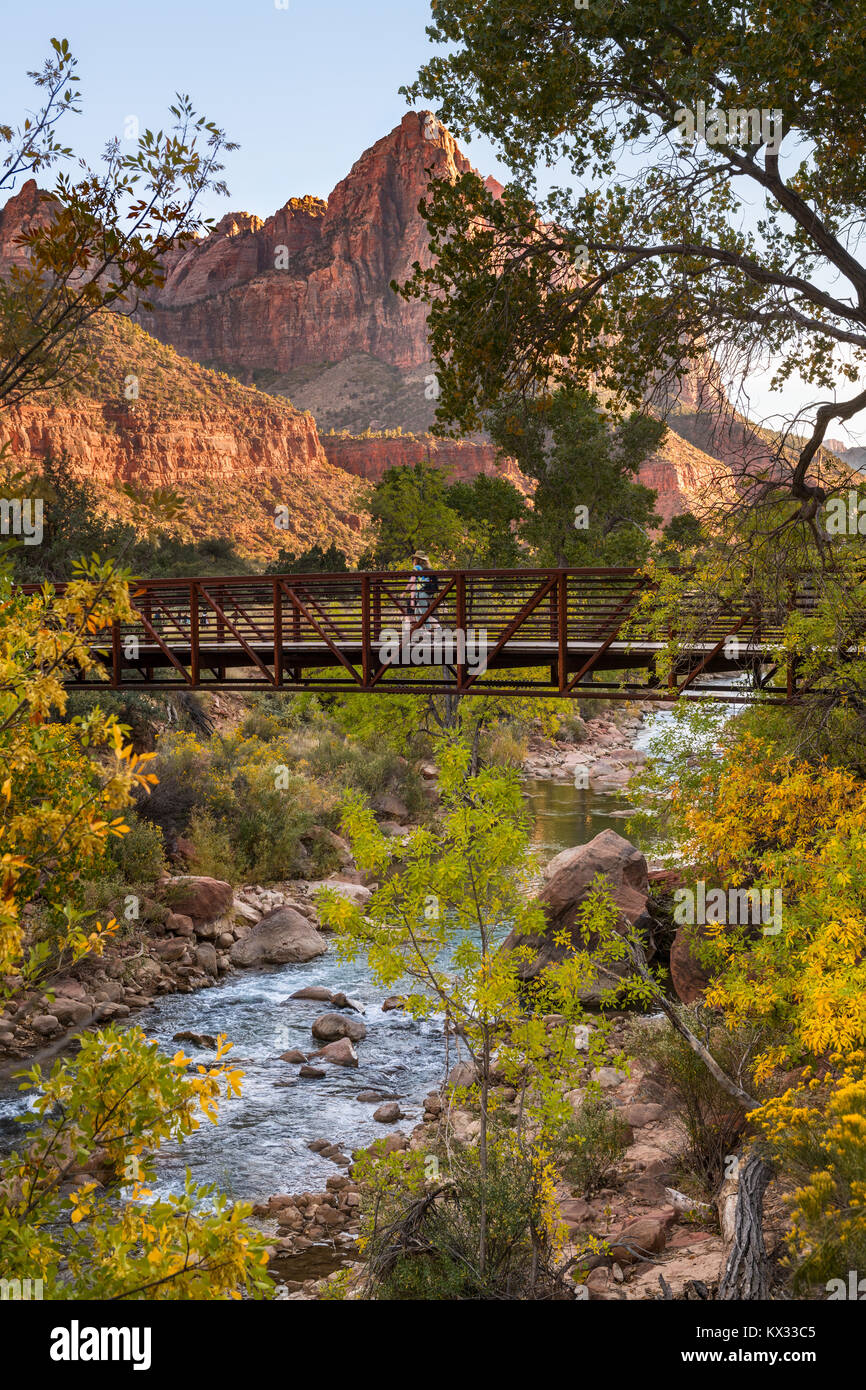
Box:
[360,1134,568,1301]
[102,814,166,884]
[757,1067,866,1294]
[554,1096,631,1195]
[626,1008,752,1191]
[138,730,339,883]
[480,725,528,769]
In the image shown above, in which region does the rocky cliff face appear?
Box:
[321,434,527,486]
[138,112,489,376]
[0,116,729,536]
[0,314,366,562]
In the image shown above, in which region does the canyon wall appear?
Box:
[138,112,497,376]
[321,434,526,486]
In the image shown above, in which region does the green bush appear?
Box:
[480,725,528,769]
[626,1008,752,1191]
[101,814,166,884]
[365,1138,562,1301]
[138,730,340,884]
[554,1096,631,1195]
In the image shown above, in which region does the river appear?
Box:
[0,704,682,1207]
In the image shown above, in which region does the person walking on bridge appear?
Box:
[402,551,439,629]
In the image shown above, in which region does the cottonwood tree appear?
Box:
[402,0,866,511]
[400,0,866,742]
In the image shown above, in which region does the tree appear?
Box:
[402,1,866,517]
[445,472,528,567]
[317,740,635,1288]
[266,541,350,574]
[0,554,270,1297]
[362,460,462,567]
[489,387,663,565]
[628,713,866,1292]
[0,38,237,408]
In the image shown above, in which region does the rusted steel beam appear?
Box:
[557,571,568,693]
[361,575,371,686]
[273,579,283,687]
[199,586,273,684]
[279,581,363,685]
[461,574,558,690]
[675,615,750,694]
[565,580,647,692]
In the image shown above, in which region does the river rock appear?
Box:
[51,979,88,1000]
[373,1102,403,1123]
[174,1031,218,1048]
[313,1037,358,1067]
[448,1060,477,1088]
[372,793,409,821]
[279,1049,308,1063]
[94,1003,130,1021]
[152,938,188,962]
[669,926,712,1004]
[330,992,364,1012]
[50,998,93,1026]
[609,1216,670,1265]
[311,1012,367,1042]
[31,1014,60,1036]
[229,907,327,967]
[195,943,219,977]
[161,876,233,923]
[299,1064,326,1078]
[165,912,195,936]
[307,879,371,908]
[289,986,333,1002]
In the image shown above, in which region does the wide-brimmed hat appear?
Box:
[412,551,431,565]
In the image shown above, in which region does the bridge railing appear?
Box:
[20,567,807,699]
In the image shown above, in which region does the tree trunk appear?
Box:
[718,1156,773,1300]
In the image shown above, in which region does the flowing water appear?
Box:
[0,704,683,1207]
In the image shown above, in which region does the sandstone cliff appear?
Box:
[138,112,479,376]
[0,115,732,537]
[0,314,366,562]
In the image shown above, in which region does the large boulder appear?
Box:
[311,1012,367,1042]
[313,1037,358,1067]
[229,906,327,967]
[669,925,712,1004]
[161,876,233,923]
[500,830,653,997]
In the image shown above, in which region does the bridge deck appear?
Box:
[43,567,808,702]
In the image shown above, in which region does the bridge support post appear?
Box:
[455,572,467,693]
[557,571,568,693]
[362,576,372,687]
[273,579,283,687]
[190,582,200,686]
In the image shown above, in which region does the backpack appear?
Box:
[420,571,439,602]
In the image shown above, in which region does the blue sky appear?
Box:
[3,0,508,220]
